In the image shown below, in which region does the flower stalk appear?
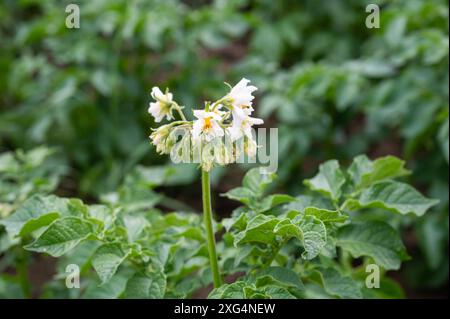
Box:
[147,78,263,288]
[172,101,187,121]
[201,169,222,288]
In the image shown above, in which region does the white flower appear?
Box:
[148,87,173,122]
[148,79,263,169]
[192,110,224,142]
[228,78,257,108]
[227,115,264,141]
[227,78,257,121]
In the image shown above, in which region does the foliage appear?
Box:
[0,155,438,298]
[215,157,436,298]
[0,0,448,297]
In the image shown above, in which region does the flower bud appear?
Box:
[150,123,173,154]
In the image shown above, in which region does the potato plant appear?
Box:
[0,152,438,298]
[0,0,447,300]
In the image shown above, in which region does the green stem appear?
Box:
[262,239,287,269]
[16,246,31,298]
[201,170,222,288]
[173,102,187,121]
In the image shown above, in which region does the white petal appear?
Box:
[229,78,257,106]
[227,125,242,141]
[148,102,164,122]
[212,122,224,137]
[151,87,165,100]
[154,114,164,123]
[192,120,203,140]
[249,117,264,125]
[148,102,159,114]
[246,85,257,93]
[243,105,254,115]
[193,110,207,119]
[231,78,250,92]
[232,107,247,121]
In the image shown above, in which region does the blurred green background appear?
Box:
[0,0,448,297]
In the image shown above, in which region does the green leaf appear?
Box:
[0,152,18,172]
[346,59,395,78]
[107,182,161,212]
[303,283,333,299]
[304,207,348,223]
[222,212,248,232]
[298,216,327,260]
[89,205,115,230]
[19,212,60,237]
[0,195,74,237]
[259,286,297,299]
[274,219,302,239]
[123,214,148,242]
[312,267,362,299]
[344,181,439,216]
[255,267,304,292]
[83,269,133,299]
[124,271,166,299]
[56,241,100,274]
[361,276,405,299]
[173,226,205,242]
[336,221,409,270]
[275,216,327,260]
[320,237,337,259]
[24,217,93,257]
[348,155,410,189]
[234,215,278,246]
[209,281,247,299]
[233,245,260,267]
[304,160,345,201]
[135,164,198,187]
[92,243,131,284]
[347,155,372,185]
[256,194,295,212]
[285,195,335,213]
[242,168,276,196]
[416,213,448,270]
[221,187,255,206]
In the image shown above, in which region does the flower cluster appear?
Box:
[148,78,264,171]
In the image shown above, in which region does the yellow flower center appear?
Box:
[203,117,213,131]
